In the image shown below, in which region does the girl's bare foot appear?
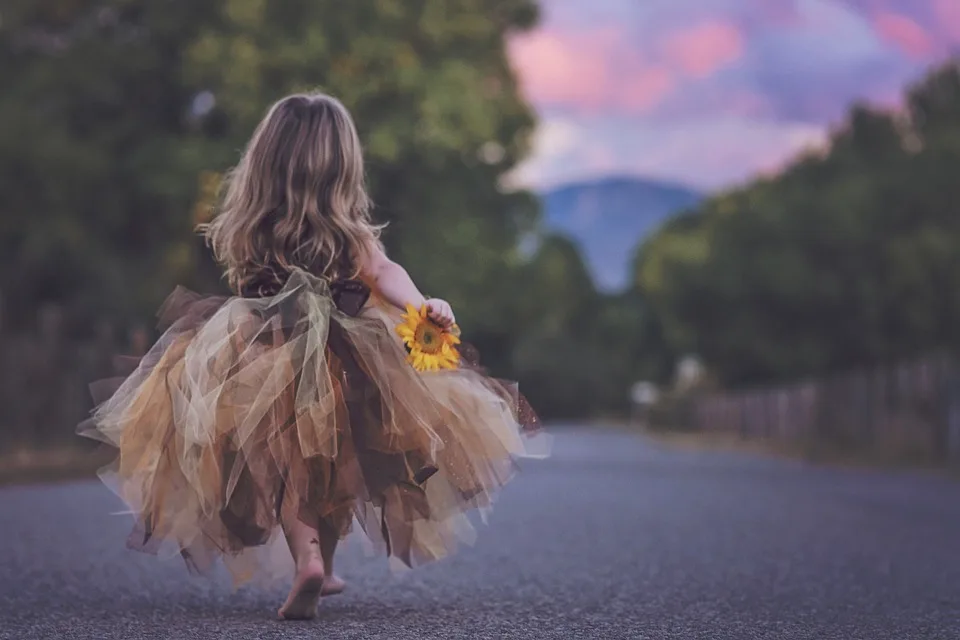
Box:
[321,574,346,596]
[277,557,325,620]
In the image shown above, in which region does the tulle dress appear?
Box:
[79,267,546,585]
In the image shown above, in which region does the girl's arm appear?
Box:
[358,241,455,327]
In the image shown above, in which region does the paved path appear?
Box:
[1,428,958,639]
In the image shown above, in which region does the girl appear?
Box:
[80,92,544,620]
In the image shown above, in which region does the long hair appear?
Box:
[200,92,382,294]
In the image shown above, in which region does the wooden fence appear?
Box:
[0,303,147,453]
[682,354,960,465]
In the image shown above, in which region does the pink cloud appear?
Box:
[723,90,773,118]
[660,22,745,78]
[508,31,605,111]
[931,0,960,42]
[873,11,935,58]
[848,0,960,51]
[508,28,676,114]
[621,67,676,111]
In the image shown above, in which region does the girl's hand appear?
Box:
[425,298,455,328]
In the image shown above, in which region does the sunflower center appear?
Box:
[414,323,444,355]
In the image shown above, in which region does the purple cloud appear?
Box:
[509,0,960,189]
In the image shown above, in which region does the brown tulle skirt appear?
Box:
[79,269,546,585]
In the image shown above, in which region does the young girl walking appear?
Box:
[80,92,545,620]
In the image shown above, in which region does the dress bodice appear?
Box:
[239,265,371,317]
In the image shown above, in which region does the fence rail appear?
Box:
[680,354,960,465]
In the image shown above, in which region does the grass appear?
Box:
[639,427,805,459]
[0,445,114,488]
[638,423,960,476]
[4,422,956,488]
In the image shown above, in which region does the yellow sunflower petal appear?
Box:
[411,354,424,371]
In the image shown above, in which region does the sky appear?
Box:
[507,0,960,192]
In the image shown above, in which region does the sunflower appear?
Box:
[396,304,461,372]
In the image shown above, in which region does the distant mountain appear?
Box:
[540,176,704,291]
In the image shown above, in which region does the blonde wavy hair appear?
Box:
[201,92,383,294]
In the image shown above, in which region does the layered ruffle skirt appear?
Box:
[79,270,546,584]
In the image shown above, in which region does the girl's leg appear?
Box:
[278,512,326,620]
[318,519,346,596]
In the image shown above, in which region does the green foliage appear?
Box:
[15,1,960,425]
[0,0,538,336]
[0,0,220,328]
[179,0,541,335]
[634,60,960,388]
[9,0,663,427]
[509,235,653,418]
[4,0,659,423]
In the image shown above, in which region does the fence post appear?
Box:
[943,357,960,466]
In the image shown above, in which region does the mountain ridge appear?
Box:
[539,175,704,291]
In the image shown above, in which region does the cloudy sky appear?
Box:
[507,0,960,192]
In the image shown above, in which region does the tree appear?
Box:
[508,235,599,417]
[0,0,220,329]
[0,0,540,340]
[178,0,541,333]
[633,60,960,388]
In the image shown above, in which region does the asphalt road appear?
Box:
[1,428,958,640]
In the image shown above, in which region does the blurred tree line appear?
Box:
[10,1,957,438]
[0,0,638,435]
[635,61,960,389]
[0,0,540,324]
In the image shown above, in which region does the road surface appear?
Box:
[1,428,958,639]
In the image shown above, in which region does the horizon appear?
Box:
[508,0,960,192]
[536,173,706,195]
